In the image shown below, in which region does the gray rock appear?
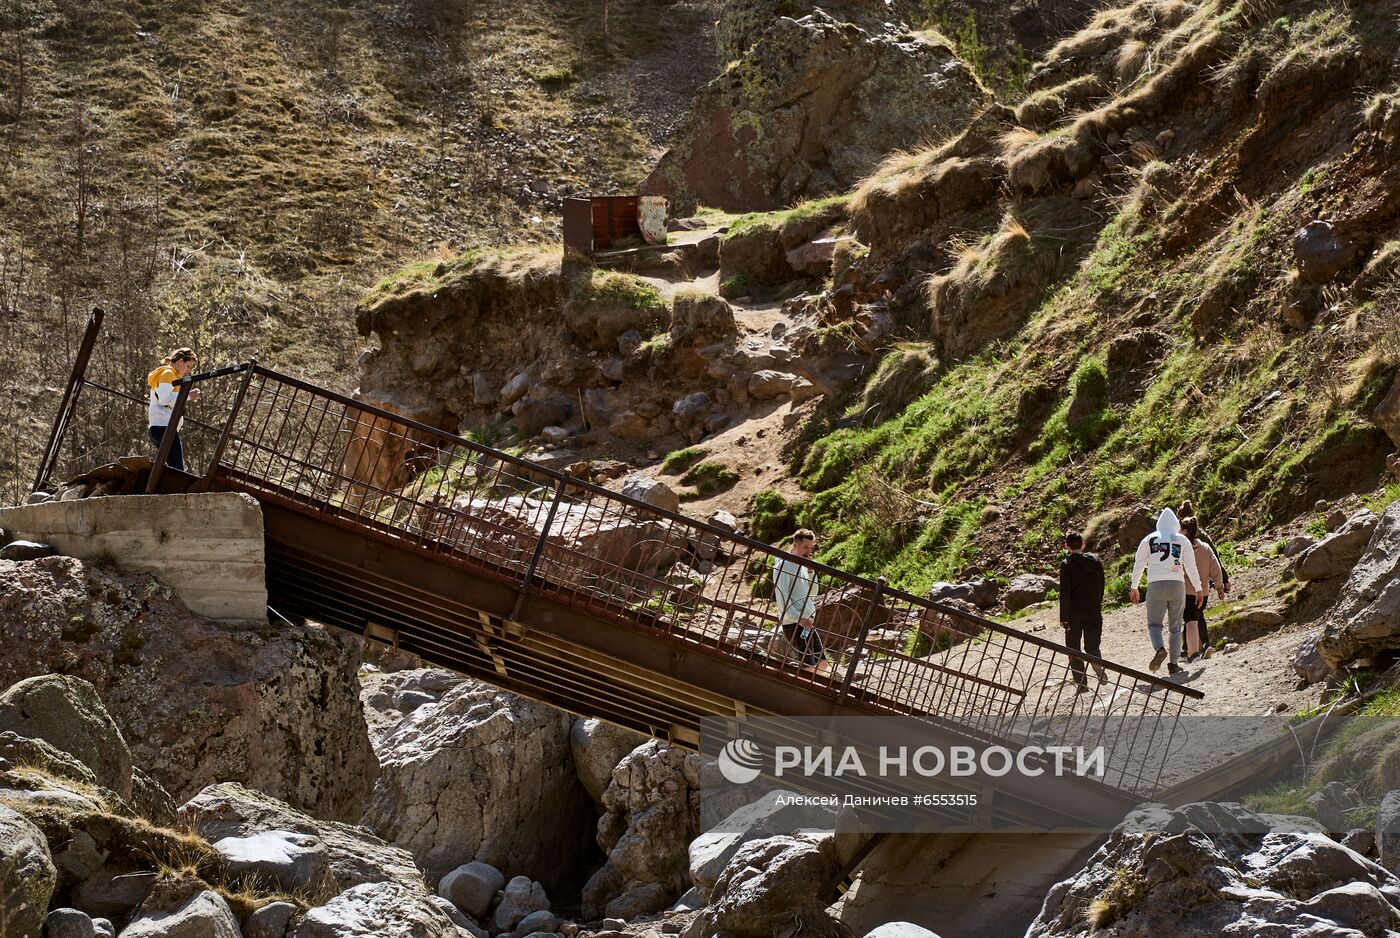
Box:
[707,510,737,533]
[121,888,241,938]
[620,475,680,515]
[472,374,497,406]
[671,392,713,444]
[541,426,570,444]
[499,373,531,406]
[694,835,843,938]
[1341,829,1377,858]
[928,578,998,609]
[393,690,436,713]
[437,860,505,921]
[512,909,558,937]
[428,896,474,930]
[1028,803,1399,938]
[1318,502,1400,669]
[362,681,591,895]
[0,674,132,799]
[181,782,426,894]
[212,829,330,893]
[1306,781,1363,831]
[582,741,700,919]
[1002,574,1058,613]
[91,919,115,938]
[1379,789,1400,870]
[26,490,54,505]
[1292,219,1352,284]
[245,901,298,938]
[70,865,153,921]
[1292,509,1378,581]
[45,907,96,938]
[862,925,944,938]
[747,370,807,400]
[689,790,840,898]
[1,539,56,560]
[1283,534,1315,558]
[1291,632,1332,686]
[293,881,463,938]
[51,828,107,882]
[570,718,648,808]
[491,876,550,933]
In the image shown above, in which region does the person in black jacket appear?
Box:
[1059,530,1108,692]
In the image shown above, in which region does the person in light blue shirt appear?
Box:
[772,529,828,673]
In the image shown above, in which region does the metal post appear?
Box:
[838,576,886,701]
[510,473,570,621]
[32,307,105,494]
[146,381,191,494]
[206,360,257,478]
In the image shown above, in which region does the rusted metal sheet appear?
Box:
[562,198,593,256]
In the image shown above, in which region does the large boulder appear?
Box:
[570,718,649,808]
[490,876,550,934]
[293,881,463,938]
[0,675,132,799]
[438,860,505,921]
[1380,789,1400,870]
[1029,803,1400,937]
[582,741,701,920]
[928,579,998,610]
[121,884,241,938]
[1291,220,1353,284]
[0,804,56,938]
[1291,632,1332,685]
[621,475,681,515]
[691,835,845,938]
[180,782,426,894]
[1291,509,1378,581]
[360,668,468,751]
[0,557,375,821]
[1318,502,1400,669]
[689,790,841,899]
[362,680,593,892]
[1002,574,1058,613]
[644,12,990,213]
[211,829,332,894]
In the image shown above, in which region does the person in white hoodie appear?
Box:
[1128,507,1203,676]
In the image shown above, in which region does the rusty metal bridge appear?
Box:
[34,310,1204,829]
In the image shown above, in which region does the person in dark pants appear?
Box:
[772,529,830,675]
[1181,515,1227,662]
[147,348,199,472]
[1059,530,1108,692]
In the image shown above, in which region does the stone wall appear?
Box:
[0,493,267,622]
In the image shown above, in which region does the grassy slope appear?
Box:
[0,0,717,500]
[791,0,1400,596]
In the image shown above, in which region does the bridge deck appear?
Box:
[35,317,1202,828]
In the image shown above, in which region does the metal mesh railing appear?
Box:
[44,362,1203,796]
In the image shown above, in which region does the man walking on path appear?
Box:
[1129,507,1203,676]
[1059,530,1108,693]
[772,529,830,675]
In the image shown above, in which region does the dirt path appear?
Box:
[990,552,1320,718]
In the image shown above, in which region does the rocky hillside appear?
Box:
[357,0,1400,605]
[0,0,723,502]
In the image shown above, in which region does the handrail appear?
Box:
[247,364,1199,699]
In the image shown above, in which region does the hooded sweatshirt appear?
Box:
[147,365,182,428]
[1131,508,1202,591]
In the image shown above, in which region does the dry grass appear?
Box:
[1115,39,1149,82]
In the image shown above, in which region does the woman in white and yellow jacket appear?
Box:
[147,348,199,472]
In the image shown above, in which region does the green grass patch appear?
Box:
[681,461,739,496]
[661,447,707,474]
[724,194,848,240]
[748,489,799,543]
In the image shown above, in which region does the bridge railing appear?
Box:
[44,361,1202,796]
